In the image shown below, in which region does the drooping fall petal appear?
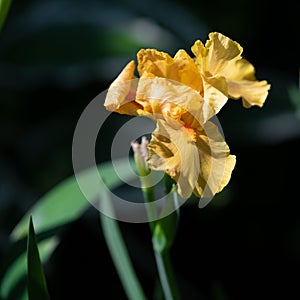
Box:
[147,119,200,198]
[193,120,236,199]
[147,119,236,199]
[191,32,271,110]
[227,79,271,108]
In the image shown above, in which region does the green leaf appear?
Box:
[27,216,50,300]
[0,237,58,300]
[100,194,147,300]
[10,158,134,241]
[0,0,12,32]
[1,157,136,299]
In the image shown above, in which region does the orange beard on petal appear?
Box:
[182,124,197,143]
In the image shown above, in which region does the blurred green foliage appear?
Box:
[0,0,12,32]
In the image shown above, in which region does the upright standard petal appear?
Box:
[192,32,243,76]
[137,48,203,92]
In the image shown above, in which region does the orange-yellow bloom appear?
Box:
[105,76,235,200]
[104,32,270,201]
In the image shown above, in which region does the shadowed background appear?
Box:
[0,0,299,299]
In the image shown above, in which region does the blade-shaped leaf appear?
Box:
[0,157,136,299]
[0,0,12,31]
[0,237,58,300]
[100,193,147,300]
[10,158,135,241]
[27,216,50,300]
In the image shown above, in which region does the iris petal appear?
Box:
[147,119,236,199]
[192,32,271,109]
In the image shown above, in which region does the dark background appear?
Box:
[1,0,300,299]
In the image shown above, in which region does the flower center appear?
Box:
[182,124,197,142]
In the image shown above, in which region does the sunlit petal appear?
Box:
[202,76,228,118]
[147,119,236,199]
[227,79,271,107]
[136,77,205,123]
[192,32,271,109]
[192,32,242,76]
[193,121,236,198]
[104,61,142,115]
[147,119,200,198]
[137,48,203,92]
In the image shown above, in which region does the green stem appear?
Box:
[132,142,180,300]
[133,148,157,231]
[154,251,180,300]
[142,174,181,300]
[141,184,156,233]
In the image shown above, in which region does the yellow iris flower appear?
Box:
[104,32,270,200]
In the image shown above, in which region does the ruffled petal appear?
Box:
[221,58,256,80]
[227,79,271,107]
[172,50,203,92]
[135,77,206,123]
[137,48,203,92]
[147,119,236,199]
[193,121,236,198]
[202,76,228,118]
[218,57,271,107]
[137,49,173,78]
[192,32,243,76]
[147,119,200,198]
[191,32,271,109]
